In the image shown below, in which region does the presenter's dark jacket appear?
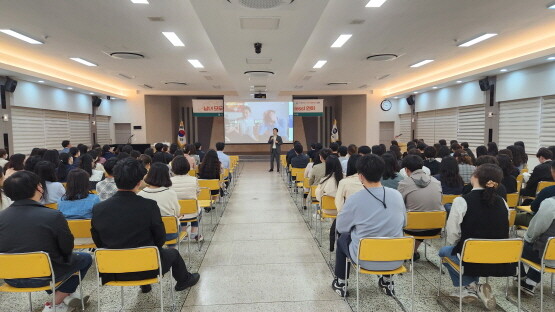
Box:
[91,191,166,282]
[268,135,283,153]
[0,200,75,278]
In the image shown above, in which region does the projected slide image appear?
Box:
[224,102,293,143]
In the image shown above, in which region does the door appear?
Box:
[379,121,395,146]
[114,123,132,144]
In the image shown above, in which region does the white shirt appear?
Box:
[138,187,180,217]
[272,135,277,149]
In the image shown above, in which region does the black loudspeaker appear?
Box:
[4,78,17,93]
[92,96,102,107]
[479,77,491,91]
[406,95,415,106]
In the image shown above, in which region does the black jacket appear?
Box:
[197,150,206,162]
[0,200,75,277]
[286,149,297,166]
[291,154,310,169]
[522,161,553,197]
[268,135,283,153]
[91,191,166,281]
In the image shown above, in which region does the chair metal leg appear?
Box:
[437,258,442,296]
[169,268,174,311]
[517,263,521,312]
[356,269,360,312]
[52,281,56,312]
[344,258,349,302]
[97,279,101,312]
[411,259,415,312]
[551,274,554,294]
[540,266,544,312]
[459,266,463,312]
[78,271,85,311]
[28,292,32,312]
[160,279,164,312]
[120,286,124,310]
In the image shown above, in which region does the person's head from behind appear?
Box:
[346,154,361,177]
[144,162,172,188]
[130,150,141,159]
[216,142,225,151]
[169,143,178,155]
[424,146,436,159]
[476,145,488,158]
[65,169,91,201]
[77,144,88,156]
[371,145,382,156]
[162,144,169,152]
[450,140,458,146]
[59,152,72,166]
[391,140,399,146]
[78,154,94,176]
[417,142,427,151]
[356,154,385,184]
[152,152,166,164]
[358,145,371,155]
[113,158,148,191]
[347,144,357,156]
[389,145,402,160]
[202,150,220,167]
[329,143,339,153]
[294,143,303,155]
[407,148,422,157]
[185,144,196,155]
[154,143,164,152]
[475,155,498,167]
[439,156,463,187]
[322,155,343,186]
[498,149,513,161]
[338,146,348,157]
[144,148,154,157]
[69,147,80,158]
[194,142,202,151]
[42,149,60,168]
[34,161,57,183]
[319,148,332,163]
[7,153,26,171]
[454,149,473,165]
[171,156,190,176]
[139,154,152,170]
[103,158,118,177]
[450,143,462,152]
[461,142,469,149]
[471,163,503,205]
[439,139,447,146]
[406,142,416,151]
[102,144,112,154]
[536,147,553,163]
[0,149,7,160]
[272,128,278,136]
[381,152,400,180]
[24,156,42,172]
[62,140,71,149]
[174,149,184,157]
[496,154,514,178]
[551,161,555,180]
[487,142,498,156]
[401,154,423,176]
[4,170,43,201]
[120,145,132,155]
[514,141,525,152]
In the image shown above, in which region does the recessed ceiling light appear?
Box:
[162,32,185,47]
[548,56,555,61]
[432,86,438,89]
[70,57,97,67]
[37,80,44,83]
[456,81,463,84]
[67,87,73,90]
[393,97,399,99]
[89,92,94,95]
[366,0,387,7]
[331,34,352,48]
[413,91,419,94]
[0,29,43,44]
[458,33,497,47]
[313,60,327,69]
[548,2,555,9]
[500,69,508,72]
[130,0,149,4]
[410,59,434,68]
[187,59,204,68]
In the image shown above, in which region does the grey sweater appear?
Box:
[525,197,555,268]
[337,187,407,270]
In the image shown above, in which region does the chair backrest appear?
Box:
[516,175,524,183]
[67,219,93,239]
[405,211,447,230]
[544,237,555,261]
[537,181,555,194]
[95,247,160,274]
[517,181,522,192]
[188,169,197,177]
[0,251,53,279]
[44,203,58,209]
[520,168,528,174]
[461,239,523,264]
[508,209,516,227]
[290,168,304,180]
[198,179,220,191]
[303,177,310,188]
[161,216,179,235]
[222,168,230,178]
[441,195,460,205]
[506,193,519,208]
[310,185,318,199]
[358,237,414,262]
[198,187,211,200]
[179,199,198,215]
[320,195,337,211]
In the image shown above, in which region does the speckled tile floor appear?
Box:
[3,162,555,311]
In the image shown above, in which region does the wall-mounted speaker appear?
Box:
[4,78,17,93]
[406,95,415,106]
[92,96,102,107]
[479,77,492,91]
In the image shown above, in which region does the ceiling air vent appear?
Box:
[366,54,398,62]
[244,71,275,78]
[141,84,153,89]
[327,82,349,86]
[164,82,188,86]
[376,74,390,80]
[227,0,294,9]
[108,52,145,60]
[147,16,165,22]
[118,73,135,79]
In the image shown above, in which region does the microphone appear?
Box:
[127,134,134,144]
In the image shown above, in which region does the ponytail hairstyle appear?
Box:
[472,163,503,206]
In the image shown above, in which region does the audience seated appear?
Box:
[338,146,348,173]
[498,149,520,177]
[521,147,553,197]
[42,150,61,169]
[170,156,202,242]
[357,145,371,155]
[309,149,331,186]
[34,161,66,205]
[0,171,92,311]
[290,143,310,169]
[434,156,464,197]
[315,155,343,205]
[439,164,510,309]
[91,158,199,294]
[330,142,339,156]
[215,142,230,169]
[437,145,451,160]
[476,145,488,158]
[381,153,404,190]
[4,153,25,178]
[515,161,555,227]
[286,141,301,167]
[496,154,518,193]
[96,158,118,201]
[60,140,72,154]
[461,142,476,164]
[454,149,476,184]
[399,149,431,177]
[58,169,100,220]
[487,142,499,156]
[57,153,73,183]
[78,154,104,190]
[397,155,443,258]
[198,150,224,202]
[194,142,205,162]
[423,146,440,176]
[0,170,13,211]
[184,144,198,169]
[101,144,115,160]
[335,155,364,213]
[332,155,406,297]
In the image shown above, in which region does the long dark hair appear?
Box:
[346,154,360,176]
[473,163,503,206]
[64,169,91,201]
[487,142,498,156]
[5,153,25,172]
[199,150,221,177]
[144,162,172,187]
[24,156,42,172]
[57,153,72,182]
[42,150,60,168]
[78,154,94,176]
[496,154,514,178]
[320,155,343,187]
[437,146,451,158]
[34,161,58,201]
[382,153,400,180]
[476,145,488,158]
[438,156,464,188]
[389,145,402,160]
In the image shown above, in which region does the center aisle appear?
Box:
[183,161,351,311]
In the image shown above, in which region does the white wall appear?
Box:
[12,80,92,114]
[366,93,401,146]
[110,94,147,144]
[497,62,555,102]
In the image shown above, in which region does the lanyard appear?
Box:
[363,186,387,209]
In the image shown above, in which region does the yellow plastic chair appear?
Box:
[67,219,96,249]
[90,190,98,194]
[521,237,555,311]
[346,237,415,312]
[516,175,524,183]
[0,251,84,312]
[199,179,220,220]
[438,238,524,312]
[187,169,197,177]
[521,168,529,174]
[94,247,171,312]
[309,185,319,229]
[441,194,460,205]
[404,211,447,259]
[517,181,522,193]
[318,196,337,254]
[537,181,555,194]
[62,183,67,189]
[506,193,520,208]
[44,203,58,209]
[162,216,187,252]
[179,199,201,255]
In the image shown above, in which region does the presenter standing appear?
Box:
[268,128,283,172]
